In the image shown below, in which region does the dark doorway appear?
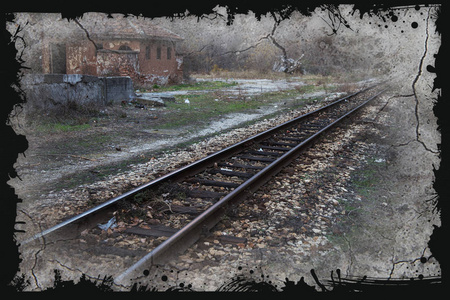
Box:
[119,44,133,51]
[51,43,66,74]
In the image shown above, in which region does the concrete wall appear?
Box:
[104,76,134,103]
[21,74,134,113]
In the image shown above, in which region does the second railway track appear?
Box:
[21,82,388,285]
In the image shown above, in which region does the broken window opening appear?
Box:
[146,46,151,59]
[156,46,161,60]
[119,44,132,51]
[50,43,66,74]
[167,47,172,60]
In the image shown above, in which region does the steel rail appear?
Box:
[114,88,387,284]
[20,84,378,246]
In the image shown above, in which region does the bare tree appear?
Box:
[214,11,305,74]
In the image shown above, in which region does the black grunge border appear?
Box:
[1,0,448,293]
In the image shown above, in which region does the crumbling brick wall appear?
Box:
[66,41,98,75]
[65,39,183,88]
[97,50,140,78]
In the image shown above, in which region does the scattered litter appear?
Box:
[258,148,263,152]
[121,100,132,107]
[184,99,190,104]
[375,158,385,163]
[220,168,233,172]
[98,217,117,231]
[134,103,146,109]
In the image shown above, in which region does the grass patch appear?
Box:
[349,157,386,201]
[154,93,263,129]
[153,83,326,130]
[351,168,379,200]
[73,134,112,149]
[195,70,297,80]
[326,156,389,250]
[353,169,377,188]
[55,152,151,192]
[37,123,91,133]
[150,80,238,92]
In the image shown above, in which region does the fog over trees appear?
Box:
[150,5,410,78]
[9,5,439,81]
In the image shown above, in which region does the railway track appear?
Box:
[21,83,387,285]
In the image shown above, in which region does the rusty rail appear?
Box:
[114,87,387,284]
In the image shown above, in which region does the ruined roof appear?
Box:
[77,14,183,41]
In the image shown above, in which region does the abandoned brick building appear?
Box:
[41,15,184,87]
